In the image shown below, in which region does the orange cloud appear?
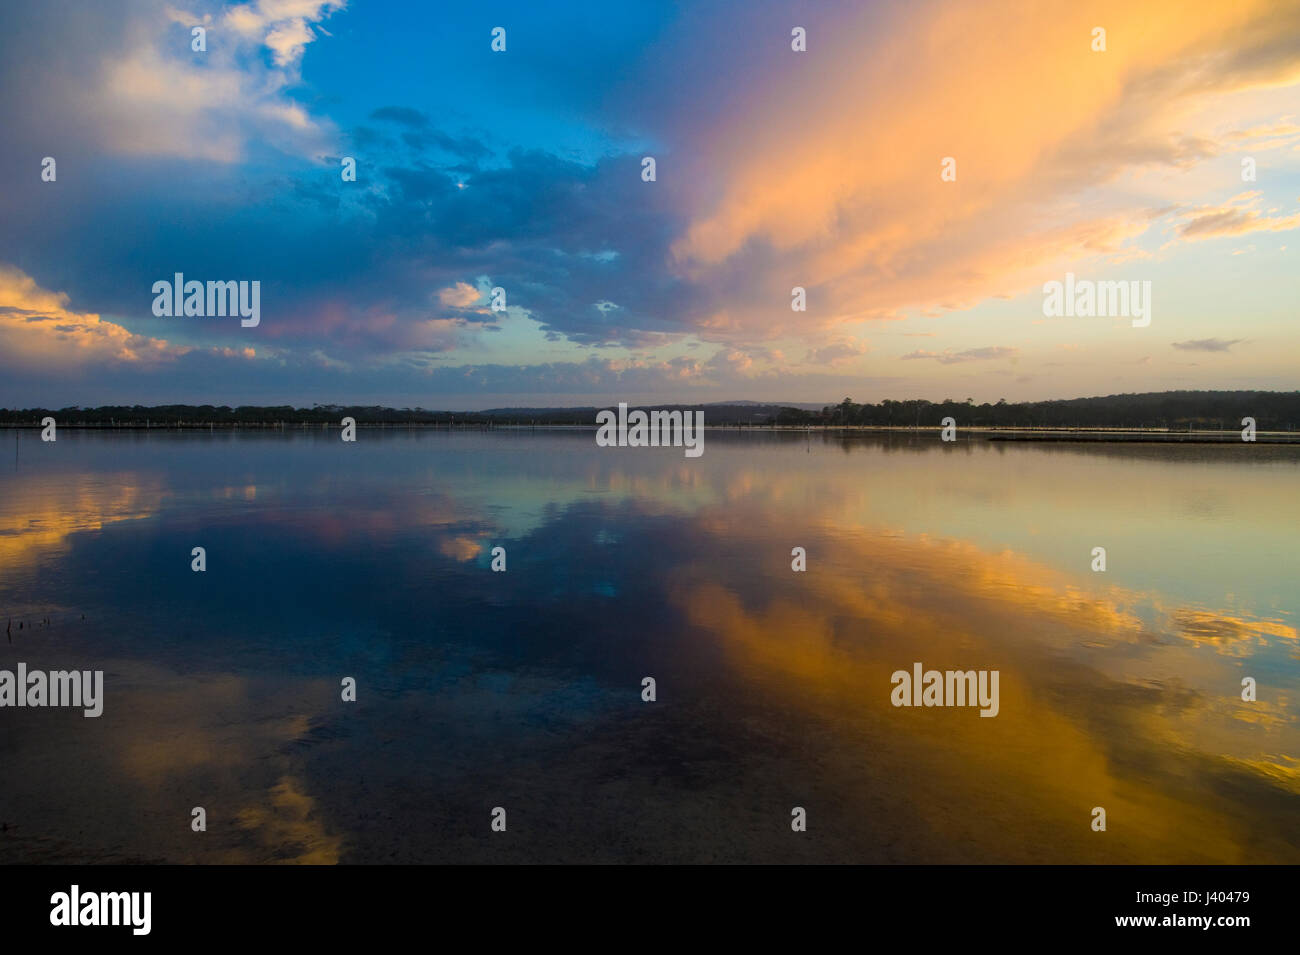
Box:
[0,266,274,372]
[670,0,1300,339]
[437,282,482,308]
[0,265,186,366]
[1178,202,1300,240]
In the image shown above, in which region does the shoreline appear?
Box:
[2,422,1298,443]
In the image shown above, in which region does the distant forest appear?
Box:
[1,391,1298,430]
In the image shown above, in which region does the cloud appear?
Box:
[0,0,345,163]
[0,265,185,367]
[1178,206,1300,240]
[220,0,346,68]
[805,337,869,367]
[0,134,693,364]
[660,0,1300,338]
[1,0,1298,405]
[1227,121,1300,141]
[901,347,1019,365]
[1168,190,1300,242]
[1171,338,1245,352]
[437,283,482,308]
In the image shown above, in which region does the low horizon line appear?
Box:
[2,387,1299,415]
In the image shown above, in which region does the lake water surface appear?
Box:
[1,429,1296,863]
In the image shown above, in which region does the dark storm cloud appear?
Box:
[0,127,695,360]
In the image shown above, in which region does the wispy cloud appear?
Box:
[1174,190,1300,240]
[805,337,869,366]
[1171,338,1246,352]
[901,347,1019,365]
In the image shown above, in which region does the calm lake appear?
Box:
[1,429,1296,863]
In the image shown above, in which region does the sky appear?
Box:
[0,0,1297,409]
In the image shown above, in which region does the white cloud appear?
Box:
[88,1,346,161]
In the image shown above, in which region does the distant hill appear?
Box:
[795,391,1300,430]
[0,391,1297,429]
[700,400,828,410]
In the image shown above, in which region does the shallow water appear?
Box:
[0,429,1296,863]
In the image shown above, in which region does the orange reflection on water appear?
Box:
[671,504,1299,863]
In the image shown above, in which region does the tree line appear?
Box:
[778,391,1300,430]
[0,392,1297,429]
